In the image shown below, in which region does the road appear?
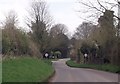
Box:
[50,58,119,82]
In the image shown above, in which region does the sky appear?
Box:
[0,0,119,34]
[0,0,82,34]
[47,0,82,34]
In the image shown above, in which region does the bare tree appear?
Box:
[49,24,68,48]
[74,22,96,40]
[48,24,69,57]
[78,0,120,23]
[26,0,53,53]
[4,10,18,29]
[50,24,68,36]
[27,0,52,29]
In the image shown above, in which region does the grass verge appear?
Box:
[66,60,120,73]
[0,61,2,83]
[42,58,58,65]
[2,57,54,82]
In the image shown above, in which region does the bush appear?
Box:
[2,28,29,55]
[2,28,41,58]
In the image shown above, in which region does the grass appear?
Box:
[42,58,58,65]
[2,57,54,82]
[0,61,2,83]
[66,60,120,73]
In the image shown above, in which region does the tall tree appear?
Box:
[27,0,52,53]
[50,24,68,35]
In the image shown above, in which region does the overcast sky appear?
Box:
[0,0,119,34]
[0,0,82,34]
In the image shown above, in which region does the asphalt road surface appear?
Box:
[50,58,119,82]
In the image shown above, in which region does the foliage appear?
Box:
[72,10,119,66]
[28,39,41,57]
[2,27,41,57]
[80,42,91,54]
[54,51,61,55]
[2,10,41,57]
[89,10,118,65]
[71,0,120,67]
[2,28,29,55]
